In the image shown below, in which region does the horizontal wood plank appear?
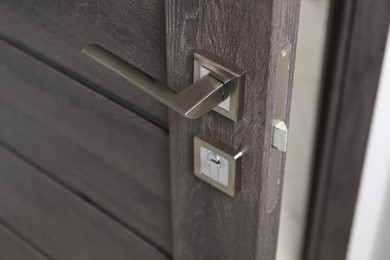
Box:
[0,224,47,260]
[0,40,171,254]
[0,146,169,260]
[0,0,168,124]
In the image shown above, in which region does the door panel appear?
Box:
[0,146,169,260]
[0,0,302,259]
[0,0,168,125]
[0,40,171,254]
[0,224,47,260]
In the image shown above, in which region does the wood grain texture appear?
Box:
[166,0,300,259]
[0,0,168,125]
[0,40,171,254]
[304,0,390,259]
[0,224,47,260]
[0,145,169,260]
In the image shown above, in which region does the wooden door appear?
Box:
[0,0,300,259]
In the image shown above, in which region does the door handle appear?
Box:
[82,44,238,119]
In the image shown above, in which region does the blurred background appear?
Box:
[276,0,390,259]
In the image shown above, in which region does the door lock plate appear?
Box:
[194,134,242,197]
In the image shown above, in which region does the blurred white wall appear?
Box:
[346,26,390,260]
[276,0,330,259]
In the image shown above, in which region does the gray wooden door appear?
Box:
[0,0,300,259]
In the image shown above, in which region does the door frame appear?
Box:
[303,0,390,259]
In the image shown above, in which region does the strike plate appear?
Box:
[267,42,291,212]
[194,51,245,122]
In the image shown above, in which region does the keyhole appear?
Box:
[207,152,221,180]
[208,152,221,167]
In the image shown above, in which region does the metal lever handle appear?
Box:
[82,44,232,119]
